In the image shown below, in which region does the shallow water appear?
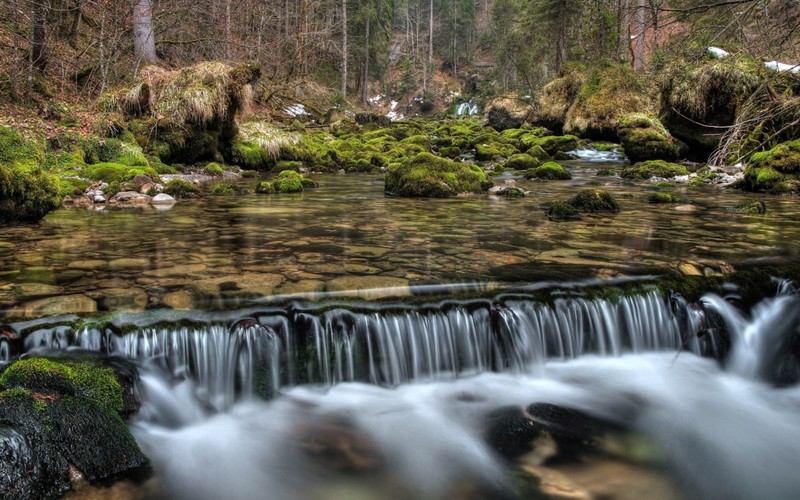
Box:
[1,164,799,318]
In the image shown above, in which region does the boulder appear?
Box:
[738,139,800,193]
[567,189,619,213]
[384,152,493,197]
[620,160,688,181]
[617,114,684,163]
[524,161,571,180]
[484,96,533,131]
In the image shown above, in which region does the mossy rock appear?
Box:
[0,357,123,413]
[272,160,304,173]
[83,162,161,183]
[645,192,684,204]
[0,126,61,222]
[532,135,579,156]
[567,189,619,212]
[546,201,581,221]
[438,146,462,159]
[524,161,571,180]
[620,160,688,180]
[732,200,767,214]
[204,162,224,176]
[475,143,503,161]
[563,63,655,140]
[524,144,551,161]
[505,154,540,171]
[209,182,246,196]
[273,170,304,193]
[385,152,493,197]
[163,178,201,198]
[739,140,800,193]
[618,114,682,163]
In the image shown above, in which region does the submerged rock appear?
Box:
[567,189,620,213]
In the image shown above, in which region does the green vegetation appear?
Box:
[546,201,581,220]
[504,153,540,171]
[82,162,160,183]
[385,152,493,197]
[204,162,224,176]
[737,140,800,193]
[0,357,123,413]
[618,113,682,163]
[646,192,685,204]
[256,170,318,194]
[732,200,767,214]
[0,126,61,222]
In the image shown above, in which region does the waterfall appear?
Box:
[9,289,715,410]
[455,101,479,116]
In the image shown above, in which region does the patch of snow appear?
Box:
[764,61,800,74]
[368,95,385,105]
[708,47,729,59]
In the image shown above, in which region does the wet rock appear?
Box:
[567,189,619,213]
[99,287,149,312]
[274,280,326,296]
[732,200,766,215]
[385,152,493,197]
[13,283,64,300]
[296,414,385,473]
[484,96,532,131]
[546,201,581,221]
[188,273,285,298]
[67,259,107,270]
[526,403,609,460]
[151,193,176,205]
[110,191,152,206]
[677,262,703,276]
[325,276,410,298]
[19,294,97,318]
[108,258,150,270]
[484,406,546,459]
[518,465,592,500]
[162,290,193,309]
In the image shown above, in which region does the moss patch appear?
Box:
[567,189,620,212]
[163,178,201,198]
[0,126,61,222]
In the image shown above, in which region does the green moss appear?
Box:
[505,154,540,171]
[524,161,571,180]
[0,358,123,413]
[618,114,682,163]
[645,192,684,204]
[400,134,432,149]
[232,139,274,169]
[163,178,201,198]
[739,140,800,192]
[524,144,551,161]
[58,176,91,197]
[533,135,580,156]
[204,162,224,176]
[273,160,304,173]
[209,182,246,196]
[620,160,688,180]
[83,162,161,183]
[567,189,620,212]
[255,181,275,194]
[273,170,304,193]
[0,126,61,222]
[385,152,493,197]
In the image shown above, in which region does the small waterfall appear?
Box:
[10,289,714,410]
[455,101,479,116]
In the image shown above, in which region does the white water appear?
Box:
[130,293,800,499]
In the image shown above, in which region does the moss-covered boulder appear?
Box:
[504,154,540,171]
[0,126,61,222]
[524,161,571,180]
[82,162,161,184]
[738,139,800,193]
[732,200,767,214]
[620,160,688,181]
[256,170,317,194]
[532,135,580,156]
[163,178,201,198]
[0,357,148,498]
[385,152,493,197]
[484,96,533,131]
[567,189,620,212]
[617,113,683,163]
[106,61,261,164]
[660,54,761,158]
[646,192,685,204]
[564,63,654,140]
[533,63,587,134]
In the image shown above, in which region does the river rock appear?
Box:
[484,406,547,459]
[99,287,149,312]
[151,193,176,205]
[518,465,592,500]
[188,273,285,298]
[13,283,64,299]
[274,280,326,296]
[162,290,194,309]
[296,414,384,473]
[108,257,151,270]
[110,191,152,206]
[19,294,97,318]
[68,259,107,270]
[325,276,410,298]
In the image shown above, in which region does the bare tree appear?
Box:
[131,0,156,65]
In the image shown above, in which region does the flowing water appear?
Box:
[2,161,800,499]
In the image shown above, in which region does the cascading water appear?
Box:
[455,101,480,116]
[9,285,800,499]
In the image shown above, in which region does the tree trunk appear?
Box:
[31,0,49,72]
[362,14,370,103]
[634,0,646,70]
[342,0,348,97]
[225,0,232,60]
[132,0,156,65]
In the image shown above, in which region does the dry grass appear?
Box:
[238,122,301,159]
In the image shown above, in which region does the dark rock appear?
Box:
[526,402,608,460]
[567,189,619,213]
[296,414,384,473]
[545,201,581,221]
[355,113,391,127]
[484,406,546,459]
